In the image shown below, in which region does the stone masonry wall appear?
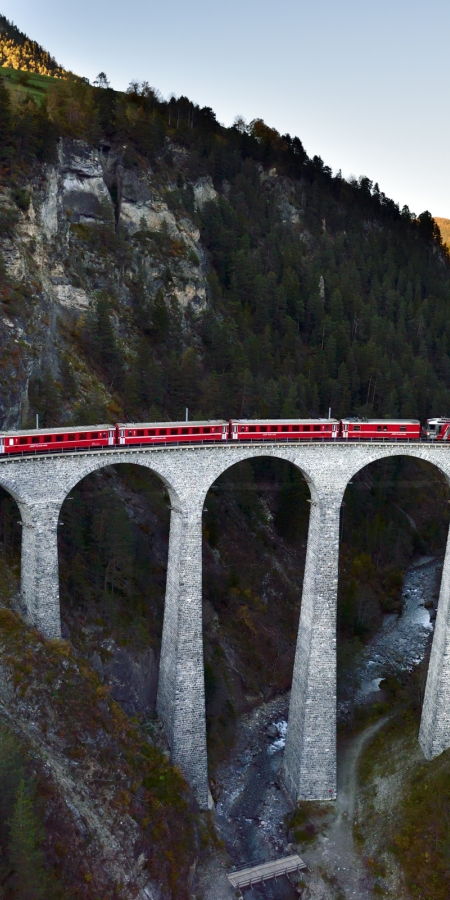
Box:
[1,442,450,806]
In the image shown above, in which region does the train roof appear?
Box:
[0,424,113,437]
[234,418,339,424]
[116,420,228,428]
[341,418,420,424]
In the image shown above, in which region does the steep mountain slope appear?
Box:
[0,14,67,77]
[435,216,450,250]
[1,75,450,429]
[2,34,450,899]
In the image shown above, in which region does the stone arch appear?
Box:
[338,445,450,503]
[58,452,183,513]
[6,441,450,808]
[337,448,450,765]
[0,481,24,621]
[54,454,211,805]
[24,454,183,645]
[191,444,321,510]
[57,458,175,683]
[0,472,31,508]
[200,451,315,781]
[281,444,450,804]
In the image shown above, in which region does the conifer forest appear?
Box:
[1,12,450,900]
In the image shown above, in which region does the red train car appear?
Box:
[230,418,340,440]
[116,421,229,446]
[0,425,115,454]
[341,418,421,440]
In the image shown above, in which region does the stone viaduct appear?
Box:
[1,441,450,809]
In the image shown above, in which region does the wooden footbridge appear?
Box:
[226,853,306,890]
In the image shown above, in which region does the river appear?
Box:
[214,556,441,899]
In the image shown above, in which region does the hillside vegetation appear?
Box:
[1,71,450,423]
[1,23,450,898]
[0,14,67,77]
[435,216,450,250]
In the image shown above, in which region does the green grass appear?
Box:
[1,65,61,103]
[285,801,333,845]
[357,710,450,900]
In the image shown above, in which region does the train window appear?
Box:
[249,426,257,432]
[193,427,200,434]
[148,429,156,436]
[400,426,406,432]
[260,426,267,432]
[31,436,39,443]
[326,425,331,430]
[19,437,27,445]
[170,429,178,435]
[303,426,310,432]
[383,426,388,431]
[127,431,133,437]
[68,434,76,441]
[56,435,64,442]
[353,426,360,431]
[137,429,144,436]
[159,429,167,435]
[203,428,211,434]
[377,426,382,431]
[91,432,99,439]
[282,425,289,432]
[313,425,320,431]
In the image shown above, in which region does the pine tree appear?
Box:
[90,297,124,392]
[0,75,13,167]
[8,781,49,900]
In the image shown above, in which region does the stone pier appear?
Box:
[157,501,209,808]
[282,491,341,801]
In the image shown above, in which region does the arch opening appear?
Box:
[201,455,312,774]
[337,454,450,725]
[58,463,171,719]
[0,485,22,615]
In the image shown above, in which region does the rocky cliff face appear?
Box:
[3,115,450,900]
[0,137,213,428]
[0,141,221,896]
[0,607,196,900]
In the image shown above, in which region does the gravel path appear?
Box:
[300,716,390,899]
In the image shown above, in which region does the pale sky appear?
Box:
[3,0,449,217]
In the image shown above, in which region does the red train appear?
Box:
[1,417,449,455]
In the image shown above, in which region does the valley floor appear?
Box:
[196,557,441,899]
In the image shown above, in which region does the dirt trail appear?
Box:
[301,716,390,899]
[206,701,392,900]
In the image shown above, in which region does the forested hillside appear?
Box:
[0,15,67,77]
[1,69,450,425]
[2,26,450,898]
[435,216,450,250]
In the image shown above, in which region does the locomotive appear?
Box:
[423,417,450,441]
[0,416,447,455]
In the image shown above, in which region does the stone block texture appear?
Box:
[1,442,450,806]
